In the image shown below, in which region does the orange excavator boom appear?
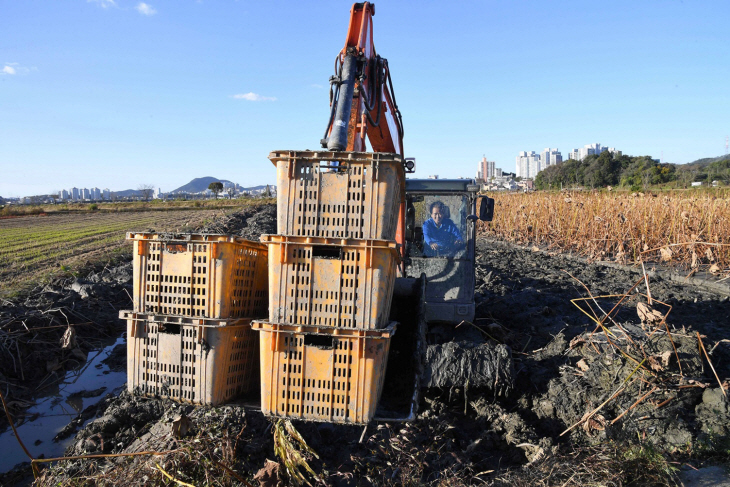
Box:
[321,2,404,157]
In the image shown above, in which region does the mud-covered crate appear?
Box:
[122,311,259,406]
[253,321,396,424]
[262,234,399,330]
[270,150,405,240]
[128,233,268,319]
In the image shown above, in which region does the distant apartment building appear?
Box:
[71,187,79,201]
[61,189,70,200]
[568,143,621,161]
[541,148,563,171]
[92,187,101,200]
[82,188,90,200]
[103,188,111,200]
[515,151,540,179]
[476,156,496,181]
[516,148,563,178]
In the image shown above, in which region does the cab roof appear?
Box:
[405,179,477,193]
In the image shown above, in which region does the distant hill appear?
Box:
[171,177,235,194]
[679,154,730,169]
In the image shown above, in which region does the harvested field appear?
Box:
[480,190,730,273]
[0,208,241,295]
[1,204,728,486]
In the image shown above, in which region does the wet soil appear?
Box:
[2,204,729,485]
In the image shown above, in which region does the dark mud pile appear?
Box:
[3,208,730,486]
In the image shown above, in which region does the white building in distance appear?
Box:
[541,148,563,171]
[568,143,621,161]
[516,148,563,179]
[516,151,540,179]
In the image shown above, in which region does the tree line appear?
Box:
[534,152,730,190]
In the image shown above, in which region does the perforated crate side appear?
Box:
[126,315,258,406]
[264,235,398,330]
[129,233,268,319]
[254,321,395,424]
[271,150,404,240]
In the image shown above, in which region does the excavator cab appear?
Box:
[401,179,493,325]
[376,180,493,420]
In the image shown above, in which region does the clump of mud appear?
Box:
[197,203,276,240]
[534,323,723,450]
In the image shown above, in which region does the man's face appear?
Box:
[431,206,443,226]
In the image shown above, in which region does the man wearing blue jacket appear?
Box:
[423,200,464,256]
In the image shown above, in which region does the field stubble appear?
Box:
[0,209,231,295]
[480,190,730,276]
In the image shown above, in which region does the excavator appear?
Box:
[311,2,497,420]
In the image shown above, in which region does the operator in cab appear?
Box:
[423,200,464,256]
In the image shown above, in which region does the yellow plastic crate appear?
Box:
[253,321,396,424]
[123,311,259,406]
[262,234,399,330]
[128,233,268,319]
[270,150,404,240]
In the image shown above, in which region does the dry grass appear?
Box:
[490,442,680,487]
[479,190,730,273]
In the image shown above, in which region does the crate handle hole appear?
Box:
[160,323,181,335]
[312,246,342,260]
[303,334,334,349]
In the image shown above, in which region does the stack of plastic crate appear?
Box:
[254,150,405,424]
[121,232,268,406]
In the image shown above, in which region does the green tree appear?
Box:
[208,182,224,199]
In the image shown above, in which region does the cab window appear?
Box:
[408,195,468,259]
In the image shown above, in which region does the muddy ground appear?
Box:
[1,203,729,486]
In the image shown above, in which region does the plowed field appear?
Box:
[0,209,226,295]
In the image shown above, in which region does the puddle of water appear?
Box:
[0,336,127,473]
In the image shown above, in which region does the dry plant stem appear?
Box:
[156,462,196,487]
[559,382,631,437]
[562,270,604,324]
[593,275,647,332]
[655,396,675,409]
[212,459,255,487]
[709,339,730,355]
[641,260,652,305]
[610,385,658,425]
[664,321,683,376]
[697,332,727,397]
[568,274,644,352]
[560,361,644,437]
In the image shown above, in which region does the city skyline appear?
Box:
[2,1,728,197]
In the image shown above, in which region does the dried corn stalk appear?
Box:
[273,419,321,487]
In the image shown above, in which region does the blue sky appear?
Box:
[2,0,729,197]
